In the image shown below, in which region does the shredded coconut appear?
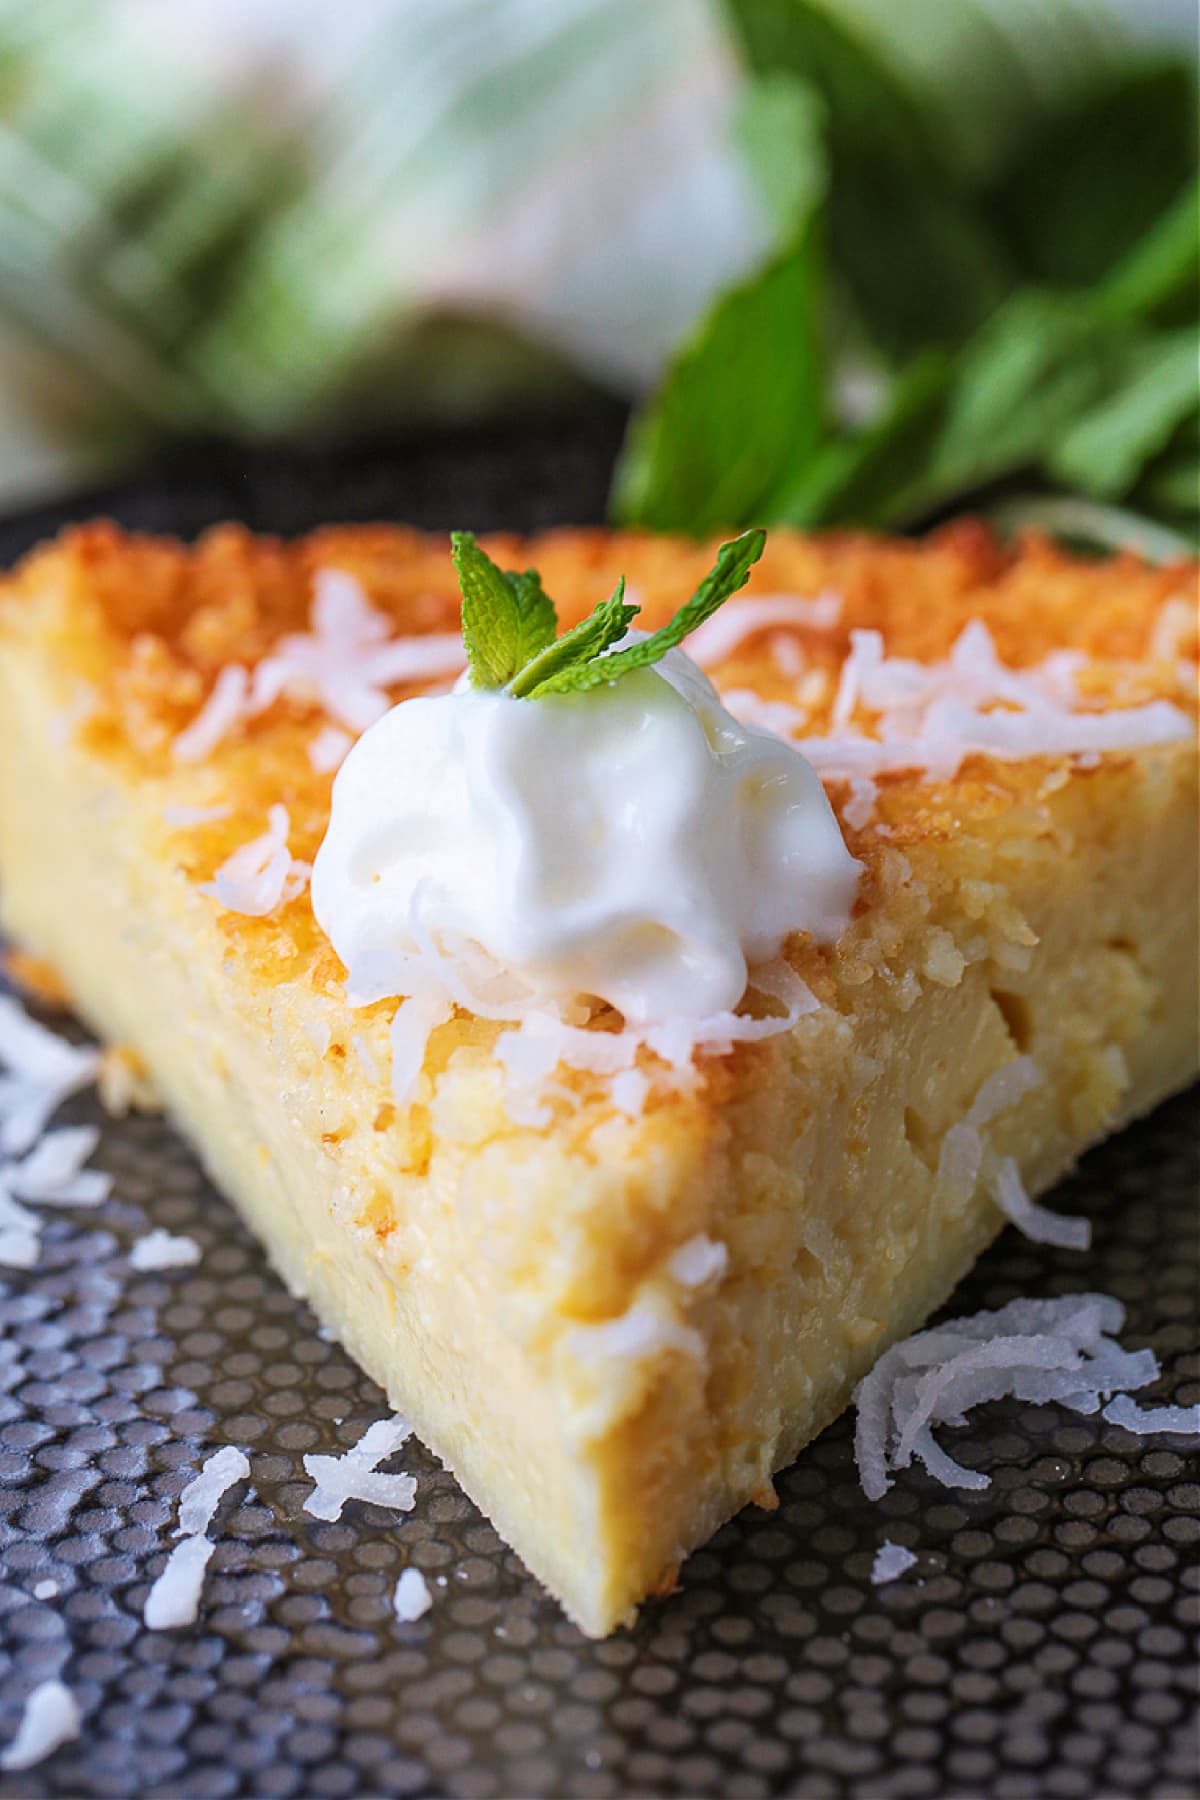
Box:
[1149,594,1197,664]
[854,1293,1164,1500]
[569,1301,704,1364]
[302,1415,416,1521]
[143,1534,216,1630]
[1103,1393,1200,1436]
[610,1067,650,1119]
[870,1541,917,1585]
[991,1156,1091,1251]
[933,1057,1042,1203]
[250,568,466,733]
[0,997,101,1157]
[173,664,250,763]
[129,1228,202,1271]
[842,775,879,829]
[199,805,310,917]
[6,1127,111,1207]
[722,688,808,739]
[0,1187,43,1268]
[308,725,354,772]
[389,986,455,1105]
[176,1446,250,1537]
[162,802,232,828]
[172,568,466,762]
[493,957,818,1126]
[966,1056,1041,1127]
[393,1567,433,1622]
[686,592,841,667]
[0,1679,81,1771]
[668,1235,728,1287]
[773,620,1193,784]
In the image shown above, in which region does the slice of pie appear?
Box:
[0,518,1195,1635]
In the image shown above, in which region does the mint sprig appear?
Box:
[451,531,558,688]
[451,528,766,700]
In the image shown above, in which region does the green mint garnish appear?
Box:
[452,527,766,700]
[450,531,558,688]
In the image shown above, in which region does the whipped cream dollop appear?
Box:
[311,646,860,1025]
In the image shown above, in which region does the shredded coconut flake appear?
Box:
[162,802,232,827]
[870,1541,917,1585]
[143,1534,216,1630]
[842,775,878,829]
[173,664,250,763]
[966,1056,1041,1127]
[308,725,354,772]
[199,805,310,917]
[0,997,101,1157]
[129,1228,202,1271]
[991,1156,1091,1251]
[302,1415,416,1521]
[393,1567,433,1622]
[7,1127,111,1207]
[172,569,465,764]
[389,986,455,1105]
[569,1301,704,1364]
[933,1057,1042,1203]
[686,592,841,667]
[765,620,1193,784]
[668,1235,728,1287]
[176,1446,250,1537]
[610,1067,650,1119]
[1103,1393,1200,1436]
[854,1293,1161,1500]
[0,1185,42,1268]
[250,568,466,733]
[1,1679,81,1771]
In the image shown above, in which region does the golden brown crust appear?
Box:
[1,947,72,1007]
[2,516,1194,1024]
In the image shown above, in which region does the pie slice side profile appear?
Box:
[0,519,1196,1636]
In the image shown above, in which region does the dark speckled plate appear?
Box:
[1,423,1197,1800]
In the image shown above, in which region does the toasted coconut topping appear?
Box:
[685,591,841,667]
[199,805,310,918]
[794,621,1191,783]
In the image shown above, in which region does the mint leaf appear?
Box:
[1049,329,1198,500]
[985,64,1196,291]
[611,230,825,533]
[506,567,559,668]
[451,534,561,689]
[528,530,766,697]
[508,578,637,699]
[727,0,1011,355]
[451,532,524,688]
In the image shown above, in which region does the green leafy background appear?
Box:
[613,0,1199,554]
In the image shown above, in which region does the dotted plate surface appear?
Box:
[1,425,1197,1800]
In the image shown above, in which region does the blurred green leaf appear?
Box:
[724,0,1012,354]
[734,72,827,241]
[611,221,825,534]
[1049,330,1197,500]
[985,63,1197,290]
[765,352,950,528]
[1096,175,1200,327]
